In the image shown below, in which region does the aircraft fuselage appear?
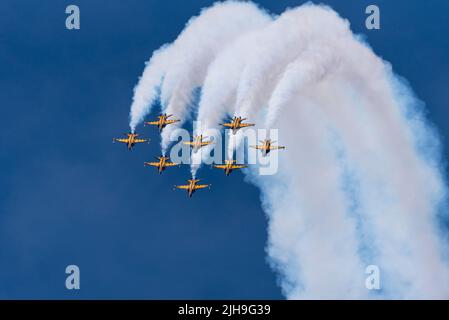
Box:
[188,181,197,197]
[262,141,270,156]
[191,141,203,153]
[159,157,166,174]
[127,136,138,150]
[157,119,166,131]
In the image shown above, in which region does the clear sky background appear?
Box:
[0,0,448,299]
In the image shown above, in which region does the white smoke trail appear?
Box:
[129,2,449,299]
[129,45,173,132]
[197,6,348,164]
[191,28,273,171]
[158,1,271,154]
[263,24,449,297]
[128,1,271,139]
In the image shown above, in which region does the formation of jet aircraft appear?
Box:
[221,116,255,134]
[144,156,179,174]
[114,114,285,197]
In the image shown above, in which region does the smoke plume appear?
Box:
[129,2,449,299]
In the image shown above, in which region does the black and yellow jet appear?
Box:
[250,139,285,156]
[144,113,180,131]
[174,178,211,198]
[221,116,255,134]
[144,156,179,174]
[113,133,149,150]
[213,160,247,176]
[183,135,213,153]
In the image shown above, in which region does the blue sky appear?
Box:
[0,0,448,299]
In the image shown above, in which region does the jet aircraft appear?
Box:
[144,113,180,131]
[174,179,211,197]
[221,116,255,134]
[144,156,179,174]
[183,135,213,153]
[250,139,285,156]
[213,160,247,176]
[113,133,149,150]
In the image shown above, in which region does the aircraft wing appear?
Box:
[213,164,227,169]
[145,121,160,125]
[183,141,194,145]
[231,164,247,169]
[164,162,178,167]
[238,123,255,128]
[194,184,209,190]
[134,138,148,143]
[200,141,213,146]
[175,185,190,190]
[270,146,285,150]
[250,145,264,150]
[144,162,160,167]
[221,123,233,127]
[165,120,180,125]
[114,138,129,143]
